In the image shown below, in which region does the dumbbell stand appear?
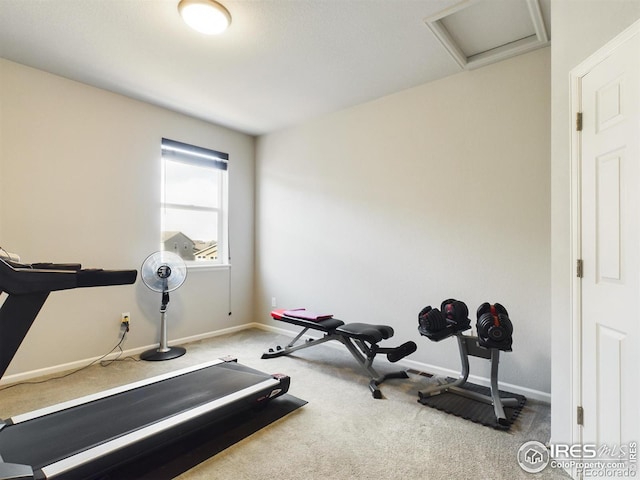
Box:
[418,332,519,426]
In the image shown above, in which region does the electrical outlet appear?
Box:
[271,297,277,307]
[121,312,130,325]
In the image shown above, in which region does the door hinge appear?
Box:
[577,406,584,426]
[577,259,584,278]
[576,112,583,131]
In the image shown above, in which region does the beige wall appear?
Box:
[550,0,640,446]
[256,48,551,397]
[0,59,255,377]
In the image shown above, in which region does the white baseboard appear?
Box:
[250,321,300,336]
[0,323,257,386]
[1,322,551,403]
[398,357,551,403]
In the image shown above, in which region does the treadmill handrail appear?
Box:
[0,258,137,382]
[0,259,78,295]
[0,259,137,296]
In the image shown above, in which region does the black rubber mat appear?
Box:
[418,380,526,431]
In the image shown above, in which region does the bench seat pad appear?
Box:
[336,323,394,343]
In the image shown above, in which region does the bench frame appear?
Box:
[262,314,415,399]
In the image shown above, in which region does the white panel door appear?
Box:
[580,30,640,449]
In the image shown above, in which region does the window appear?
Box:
[161,138,228,265]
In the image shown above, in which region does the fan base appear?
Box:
[140,346,187,361]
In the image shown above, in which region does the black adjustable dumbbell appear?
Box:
[418,305,447,336]
[476,302,513,351]
[441,298,471,332]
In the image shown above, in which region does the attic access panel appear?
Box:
[425,0,548,70]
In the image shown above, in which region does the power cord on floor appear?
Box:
[0,327,140,392]
[98,324,138,367]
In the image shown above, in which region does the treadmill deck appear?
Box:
[0,360,286,479]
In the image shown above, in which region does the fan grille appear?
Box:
[141,251,187,293]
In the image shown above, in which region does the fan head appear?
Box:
[141,251,187,293]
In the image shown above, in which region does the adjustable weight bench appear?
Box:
[262,309,416,398]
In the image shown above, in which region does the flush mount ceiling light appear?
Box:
[178,0,232,35]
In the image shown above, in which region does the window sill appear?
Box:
[185,262,231,271]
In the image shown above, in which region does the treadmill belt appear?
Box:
[105,393,307,479]
[0,362,272,470]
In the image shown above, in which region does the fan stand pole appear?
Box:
[140,291,186,361]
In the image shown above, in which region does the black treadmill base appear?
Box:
[0,361,292,480]
[139,346,187,361]
[96,393,307,480]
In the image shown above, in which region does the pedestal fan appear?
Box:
[140,251,187,361]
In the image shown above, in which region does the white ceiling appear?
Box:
[0,0,551,136]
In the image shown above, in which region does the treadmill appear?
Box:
[0,256,290,480]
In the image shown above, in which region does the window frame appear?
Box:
[160,138,229,268]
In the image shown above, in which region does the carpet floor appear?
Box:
[0,328,570,480]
